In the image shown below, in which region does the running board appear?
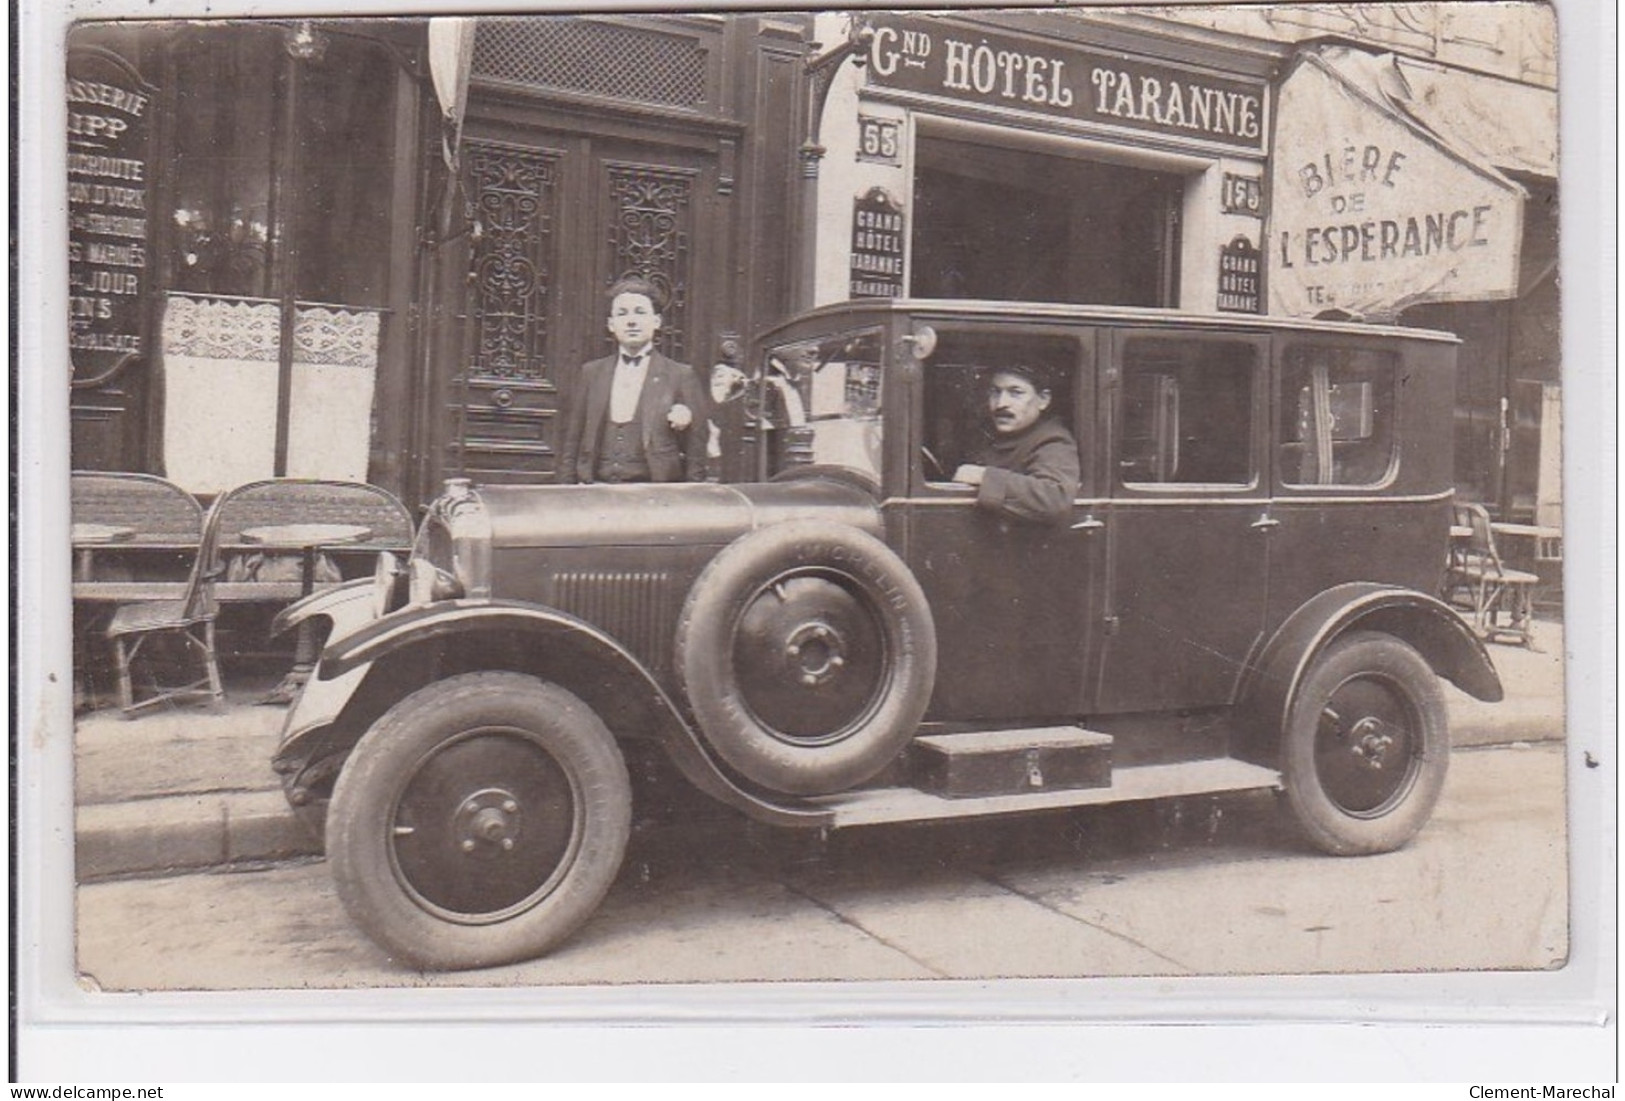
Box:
[809,758,1283,828]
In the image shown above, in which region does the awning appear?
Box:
[1381,53,1556,180]
[1269,45,1540,320]
[428,17,476,171]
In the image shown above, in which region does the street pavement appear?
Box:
[70,617,1572,987]
[73,617,1570,883]
[75,740,1568,988]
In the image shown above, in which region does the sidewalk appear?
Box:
[74,619,1569,882]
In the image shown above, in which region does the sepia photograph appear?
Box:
[19,0,1613,1082]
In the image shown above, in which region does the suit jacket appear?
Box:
[559,350,707,483]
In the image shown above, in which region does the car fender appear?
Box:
[1235,582,1503,765]
[271,577,375,639]
[283,600,835,828]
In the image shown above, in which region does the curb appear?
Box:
[77,789,320,881]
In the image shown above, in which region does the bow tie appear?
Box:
[619,353,647,368]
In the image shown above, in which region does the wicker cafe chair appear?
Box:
[71,470,204,544]
[104,489,229,717]
[210,478,416,579]
[1447,502,1539,648]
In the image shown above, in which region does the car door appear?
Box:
[900,324,1103,724]
[1267,333,1454,625]
[1095,328,1270,714]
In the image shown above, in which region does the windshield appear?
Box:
[760,328,885,483]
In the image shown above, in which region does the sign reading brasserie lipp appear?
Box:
[67,47,156,382]
[1270,52,1523,319]
[865,13,1266,153]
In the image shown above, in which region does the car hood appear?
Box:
[473,478,884,548]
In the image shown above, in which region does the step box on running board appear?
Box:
[910,726,1114,798]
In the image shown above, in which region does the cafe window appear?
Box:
[1280,344,1399,488]
[167,28,397,307]
[168,34,278,298]
[1119,338,1255,487]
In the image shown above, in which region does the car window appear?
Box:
[1280,344,1398,488]
[761,328,885,483]
[921,330,1080,485]
[1119,337,1255,487]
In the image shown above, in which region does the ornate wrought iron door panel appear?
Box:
[451,141,564,482]
[605,162,696,362]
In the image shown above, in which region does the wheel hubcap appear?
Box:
[390,729,580,921]
[784,620,848,686]
[452,789,523,855]
[1314,676,1421,816]
[733,573,886,744]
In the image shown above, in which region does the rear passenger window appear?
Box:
[1119,338,1255,487]
[1280,345,1398,487]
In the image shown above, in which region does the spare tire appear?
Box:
[676,520,936,796]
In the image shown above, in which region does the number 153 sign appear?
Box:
[857,115,902,165]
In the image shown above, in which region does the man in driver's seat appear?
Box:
[952,364,1080,526]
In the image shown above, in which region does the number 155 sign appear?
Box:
[857,116,902,165]
[1222,172,1264,217]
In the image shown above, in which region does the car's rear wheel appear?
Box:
[1282,631,1449,855]
[326,672,631,970]
[676,520,936,796]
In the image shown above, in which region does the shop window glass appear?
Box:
[292,37,396,308]
[166,28,396,307]
[1119,338,1254,487]
[1280,345,1398,487]
[169,34,278,298]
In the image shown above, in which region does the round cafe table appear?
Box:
[71,522,136,710]
[71,522,135,582]
[241,523,371,704]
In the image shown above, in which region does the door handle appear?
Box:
[1250,513,1281,531]
[1071,514,1105,532]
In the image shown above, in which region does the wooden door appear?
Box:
[425,129,720,492]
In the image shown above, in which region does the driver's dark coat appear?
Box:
[972,417,1081,526]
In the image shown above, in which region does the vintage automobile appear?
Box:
[272,299,1503,970]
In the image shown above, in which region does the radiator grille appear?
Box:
[551,571,676,671]
[473,19,708,109]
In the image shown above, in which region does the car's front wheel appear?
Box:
[1282,631,1449,856]
[326,672,631,970]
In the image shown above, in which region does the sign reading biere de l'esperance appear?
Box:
[1270,53,1523,317]
[67,47,156,383]
[865,13,1267,153]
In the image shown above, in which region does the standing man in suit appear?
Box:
[559,276,706,483]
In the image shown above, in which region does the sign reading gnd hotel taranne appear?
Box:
[864,13,1268,153]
